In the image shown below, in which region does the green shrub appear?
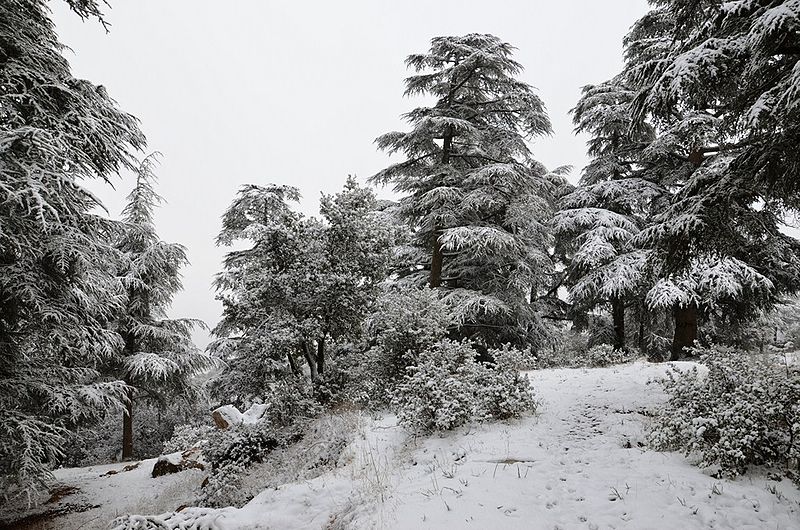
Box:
[649,345,800,477]
[390,340,536,433]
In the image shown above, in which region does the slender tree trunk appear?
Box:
[430,236,444,288]
[671,303,698,361]
[316,337,325,376]
[122,332,135,460]
[611,297,625,351]
[122,387,134,460]
[287,351,299,375]
[302,341,318,382]
[430,129,453,288]
[638,300,646,352]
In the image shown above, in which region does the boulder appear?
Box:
[211,403,269,429]
[151,448,206,478]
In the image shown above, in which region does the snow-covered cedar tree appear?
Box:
[372,34,566,349]
[211,178,392,404]
[390,339,535,433]
[555,78,660,351]
[108,154,219,459]
[619,0,800,359]
[0,0,146,502]
[650,345,800,478]
[355,286,453,403]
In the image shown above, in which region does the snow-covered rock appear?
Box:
[151,448,205,478]
[211,403,269,429]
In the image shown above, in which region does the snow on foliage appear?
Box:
[0,0,146,502]
[372,34,562,348]
[651,345,800,477]
[390,340,535,433]
[646,257,774,310]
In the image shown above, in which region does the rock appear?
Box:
[151,450,205,478]
[211,403,269,429]
[211,404,242,429]
[152,453,183,477]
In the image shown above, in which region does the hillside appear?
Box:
[7,361,799,530]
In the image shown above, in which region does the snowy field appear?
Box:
[8,361,799,530]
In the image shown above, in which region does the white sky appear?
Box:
[50,0,650,348]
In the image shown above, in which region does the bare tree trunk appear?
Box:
[671,303,698,361]
[287,351,299,375]
[122,333,135,460]
[316,337,325,376]
[430,129,453,288]
[122,387,134,460]
[430,235,444,288]
[638,300,646,352]
[611,297,626,351]
[302,341,318,382]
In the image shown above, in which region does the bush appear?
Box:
[163,424,214,454]
[200,376,321,506]
[533,340,633,369]
[584,344,634,367]
[390,340,536,433]
[348,287,452,406]
[649,345,800,477]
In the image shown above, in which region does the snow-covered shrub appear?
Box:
[583,344,633,367]
[390,340,536,433]
[475,345,538,421]
[163,424,214,454]
[200,376,321,506]
[261,376,322,427]
[356,287,452,404]
[201,420,300,506]
[650,345,800,477]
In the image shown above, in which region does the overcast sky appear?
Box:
[51,0,650,348]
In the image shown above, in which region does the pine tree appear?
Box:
[110,154,217,460]
[0,0,145,500]
[372,34,560,348]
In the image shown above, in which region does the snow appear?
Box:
[14,362,800,529]
[3,457,205,529]
[213,403,269,428]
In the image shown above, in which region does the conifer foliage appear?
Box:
[372,34,562,348]
[0,0,144,500]
[111,154,217,460]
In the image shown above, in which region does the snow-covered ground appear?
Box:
[9,361,800,529]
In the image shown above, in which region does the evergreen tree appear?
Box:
[110,154,217,460]
[621,0,800,358]
[555,79,659,351]
[372,33,560,349]
[0,0,145,499]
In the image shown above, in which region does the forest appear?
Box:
[2,0,800,528]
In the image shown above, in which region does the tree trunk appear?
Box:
[316,337,325,376]
[430,236,443,288]
[671,303,698,361]
[638,300,646,352]
[122,387,134,460]
[287,351,299,375]
[430,129,453,289]
[611,297,625,351]
[302,341,318,382]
